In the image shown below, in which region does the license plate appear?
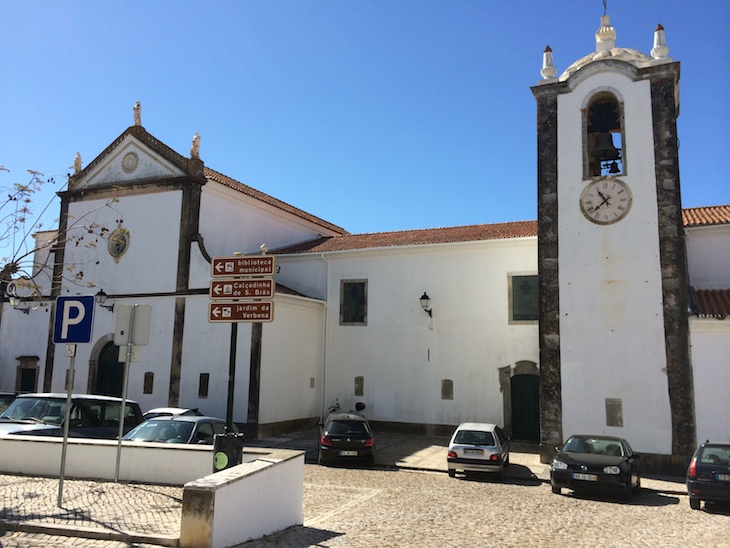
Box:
[573,473,597,481]
[464,449,483,456]
[340,450,358,456]
[717,474,730,482]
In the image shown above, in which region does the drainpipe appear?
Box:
[320,253,329,420]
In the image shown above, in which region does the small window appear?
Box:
[605,398,624,427]
[441,379,454,400]
[510,275,538,323]
[199,373,210,398]
[143,372,154,394]
[340,280,367,325]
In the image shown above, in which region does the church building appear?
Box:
[1,12,728,471]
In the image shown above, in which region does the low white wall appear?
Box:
[180,449,305,548]
[0,436,257,485]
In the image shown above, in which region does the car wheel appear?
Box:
[689,497,701,510]
[623,482,633,502]
[551,485,561,495]
[632,477,641,495]
[448,469,456,478]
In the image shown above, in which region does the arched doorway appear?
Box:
[511,374,540,442]
[96,341,124,397]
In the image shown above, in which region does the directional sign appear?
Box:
[210,278,275,300]
[212,256,275,277]
[209,302,274,323]
[53,296,95,344]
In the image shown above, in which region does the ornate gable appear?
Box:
[69,124,201,191]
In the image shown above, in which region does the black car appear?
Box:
[318,407,375,467]
[550,434,641,501]
[686,441,730,510]
[0,393,144,439]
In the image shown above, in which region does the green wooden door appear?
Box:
[96,342,124,397]
[511,374,539,442]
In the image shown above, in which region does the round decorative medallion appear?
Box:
[108,227,130,260]
[121,151,139,174]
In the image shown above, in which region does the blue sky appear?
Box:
[1,1,727,253]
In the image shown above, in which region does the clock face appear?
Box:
[580,178,632,225]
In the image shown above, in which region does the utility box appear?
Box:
[213,432,245,472]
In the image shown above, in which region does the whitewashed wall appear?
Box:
[199,183,341,259]
[557,71,672,454]
[64,193,182,295]
[690,320,730,443]
[280,238,539,427]
[258,295,324,424]
[686,225,730,290]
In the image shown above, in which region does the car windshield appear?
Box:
[0,397,66,424]
[454,430,495,446]
[699,445,730,465]
[327,420,369,436]
[563,436,623,456]
[124,420,195,443]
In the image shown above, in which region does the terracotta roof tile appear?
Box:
[204,167,349,236]
[275,221,538,254]
[274,205,729,254]
[692,289,730,319]
[683,205,730,227]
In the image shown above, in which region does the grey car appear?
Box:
[0,393,143,439]
[447,422,510,480]
[123,415,235,445]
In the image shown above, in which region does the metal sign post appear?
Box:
[57,345,76,507]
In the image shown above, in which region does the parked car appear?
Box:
[550,434,641,501]
[447,422,510,480]
[0,393,143,439]
[123,415,234,445]
[318,405,375,467]
[686,441,730,510]
[142,407,204,420]
[0,391,17,414]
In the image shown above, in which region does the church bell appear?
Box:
[591,132,620,161]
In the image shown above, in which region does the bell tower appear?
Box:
[532,13,695,468]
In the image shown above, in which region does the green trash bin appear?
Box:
[213,432,245,472]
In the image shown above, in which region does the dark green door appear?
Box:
[96,342,124,397]
[511,374,539,442]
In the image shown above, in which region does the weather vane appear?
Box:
[603,0,607,15]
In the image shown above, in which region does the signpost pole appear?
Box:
[226,322,237,432]
[57,350,76,507]
[114,304,136,482]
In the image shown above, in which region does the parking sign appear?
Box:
[53,296,95,344]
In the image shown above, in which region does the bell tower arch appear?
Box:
[532,14,694,467]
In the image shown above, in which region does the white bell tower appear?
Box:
[532,13,695,470]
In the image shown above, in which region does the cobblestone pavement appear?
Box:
[2,464,728,547]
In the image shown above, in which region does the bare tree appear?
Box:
[0,166,116,305]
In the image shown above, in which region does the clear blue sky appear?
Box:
[1,1,727,250]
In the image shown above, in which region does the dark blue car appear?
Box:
[687,441,730,510]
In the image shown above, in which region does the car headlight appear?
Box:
[552,460,568,470]
[603,465,620,474]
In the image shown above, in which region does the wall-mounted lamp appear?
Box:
[420,292,432,317]
[95,289,114,312]
[6,284,30,314]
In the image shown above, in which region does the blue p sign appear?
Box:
[53,296,95,344]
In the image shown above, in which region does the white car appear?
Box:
[447,422,510,480]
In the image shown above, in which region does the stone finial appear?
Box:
[133,101,142,126]
[540,45,557,79]
[73,152,82,174]
[190,131,201,159]
[596,14,616,52]
[651,23,669,59]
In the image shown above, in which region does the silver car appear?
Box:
[447,422,510,480]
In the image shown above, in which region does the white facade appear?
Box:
[0,13,727,460]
